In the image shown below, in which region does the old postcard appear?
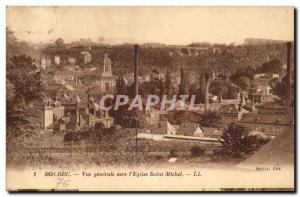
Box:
[6,6,295,191]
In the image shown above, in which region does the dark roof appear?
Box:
[54,69,75,76]
[239,113,290,125]
[219,104,238,114]
[256,101,285,110]
[201,127,222,137]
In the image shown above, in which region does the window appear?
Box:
[105,83,109,91]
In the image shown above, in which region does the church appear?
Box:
[87,52,116,94]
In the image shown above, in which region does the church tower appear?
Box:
[99,52,116,93]
[102,53,112,76]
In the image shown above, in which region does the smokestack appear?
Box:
[286,42,292,113]
[134,44,139,96]
[204,73,210,111]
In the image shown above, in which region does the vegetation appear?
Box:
[165,69,172,96]
[6,28,291,167]
[218,123,269,159]
[199,111,222,128]
[6,29,43,140]
[190,145,206,157]
[209,80,237,100]
[116,74,128,95]
[270,75,290,99]
[262,58,283,74]
[179,68,189,95]
[169,148,179,157]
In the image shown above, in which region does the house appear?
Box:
[68,57,76,65]
[53,70,76,84]
[252,73,280,87]
[248,92,274,103]
[54,55,60,65]
[41,56,52,69]
[41,98,65,129]
[176,121,199,136]
[219,104,239,124]
[150,120,179,135]
[166,121,178,135]
[249,85,272,95]
[43,81,71,101]
[84,53,116,92]
[239,113,291,136]
[200,126,222,138]
[194,126,204,136]
[87,98,114,128]
[123,73,144,85]
[81,51,92,64]
[144,107,160,127]
[256,101,286,115]
[201,103,249,126]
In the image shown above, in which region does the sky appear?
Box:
[6,6,294,45]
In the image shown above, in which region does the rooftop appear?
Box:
[239,113,290,125]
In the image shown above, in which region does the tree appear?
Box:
[199,111,221,128]
[189,82,202,104]
[98,36,105,43]
[6,28,31,60]
[6,28,18,60]
[271,75,288,98]
[236,76,250,91]
[7,55,42,103]
[165,69,172,96]
[262,58,283,74]
[116,74,128,95]
[209,80,226,102]
[190,145,206,157]
[219,123,254,158]
[179,68,189,95]
[209,80,237,100]
[158,79,165,97]
[225,85,238,99]
[7,55,42,139]
[139,81,160,96]
[150,68,160,81]
[230,66,256,83]
[55,38,65,47]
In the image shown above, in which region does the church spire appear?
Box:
[103,52,112,74]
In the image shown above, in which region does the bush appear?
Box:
[190,145,205,157]
[154,155,164,160]
[219,123,254,158]
[169,149,179,157]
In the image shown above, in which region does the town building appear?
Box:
[81,51,92,64]
[239,113,290,136]
[85,53,116,93]
[248,92,274,103]
[41,56,52,69]
[54,55,60,65]
[256,101,286,115]
[41,98,65,129]
[53,70,76,84]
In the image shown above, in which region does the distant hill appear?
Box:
[40,40,294,78]
[243,38,289,46]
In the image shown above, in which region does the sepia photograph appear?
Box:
[6,6,295,191]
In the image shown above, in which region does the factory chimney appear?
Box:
[204,73,210,111]
[134,44,139,96]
